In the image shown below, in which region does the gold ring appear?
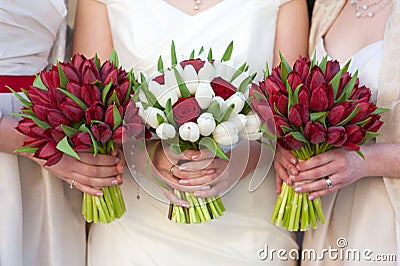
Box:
[324,177,333,189]
[70,179,76,189]
[169,165,176,176]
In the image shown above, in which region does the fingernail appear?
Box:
[181,203,190,208]
[111,179,118,185]
[179,179,189,185]
[193,191,201,197]
[289,169,298,176]
[308,195,314,200]
[200,185,210,190]
[290,158,297,164]
[206,169,214,175]
[115,157,120,163]
[294,187,302,193]
[96,191,103,196]
[289,175,296,181]
[117,165,124,172]
[179,165,188,170]
[191,154,200,160]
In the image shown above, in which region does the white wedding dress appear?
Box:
[88,1,299,265]
[0,1,86,266]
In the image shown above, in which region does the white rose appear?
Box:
[197,112,216,136]
[143,107,166,129]
[212,121,239,146]
[240,113,262,141]
[225,92,246,113]
[195,82,215,109]
[179,122,200,142]
[156,123,176,140]
[228,113,247,132]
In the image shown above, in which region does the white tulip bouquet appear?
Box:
[136,41,262,223]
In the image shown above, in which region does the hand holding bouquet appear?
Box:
[10,52,144,223]
[137,42,263,223]
[251,54,385,231]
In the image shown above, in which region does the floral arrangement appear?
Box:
[10,52,144,223]
[137,42,262,223]
[251,54,385,231]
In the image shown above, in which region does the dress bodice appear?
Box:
[315,38,384,103]
[98,0,291,76]
[0,0,66,75]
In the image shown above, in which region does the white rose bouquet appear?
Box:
[136,42,262,223]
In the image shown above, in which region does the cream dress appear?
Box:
[0,1,86,266]
[88,0,299,265]
[301,38,399,266]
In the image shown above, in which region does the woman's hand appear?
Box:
[291,148,368,199]
[273,146,298,194]
[34,151,124,196]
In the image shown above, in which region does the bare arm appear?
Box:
[273,0,309,66]
[72,0,113,60]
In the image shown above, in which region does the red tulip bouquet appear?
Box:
[137,42,261,223]
[250,54,385,231]
[9,52,144,223]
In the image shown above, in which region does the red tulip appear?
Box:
[70,132,92,152]
[82,64,98,85]
[34,141,63,166]
[350,85,372,102]
[180,58,206,73]
[103,68,118,86]
[278,134,303,150]
[264,74,287,95]
[287,72,303,92]
[350,100,376,123]
[71,54,86,72]
[115,79,130,104]
[105,104,123,128]
[32,105,52,122]
[298,88,310,122]
[81,84,101,106]
[274,115,290,136]
[113,126,127,144]
[91,124,112,143]
[269,92,288,116]
[40,66,60,90]
[210,77,236,100]
[337,71,352,99]
[327,102,351,125]
[16,119,45,138]
[28,87,50,107]
[66,82,82,99]
[293,56,311,82]
[249,84,273,123]
[326,126,347,146]
[85,101,105,123]
[363,114,383,132]
[288,104,303,127]
[60,98,83,122]
[47,109,71,127]
[307,66,326,92]
[48,87,65,109]
[345,124,365,145]
[324,60,340,83]
[304,121,326,144]
[125,116,145,139]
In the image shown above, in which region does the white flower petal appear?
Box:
[144,107,166,129]
[198,61,215,82]
[225,92,246,113]
[179,122,200,142]
[195,83,215,109]
[213,121,239,146]
[156,123,176,140]
[197,112,216,136]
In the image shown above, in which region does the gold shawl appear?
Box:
[309,0,400,221]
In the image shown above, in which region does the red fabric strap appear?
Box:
[0,75,35,93]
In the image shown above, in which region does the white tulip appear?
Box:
[197,112,216,136]
[179,122,200,142]
[198,61,215,82]
[214,61,236,82]
[156,123,176,140]
[225,92,245,113]
[212,96,228,113]
[195,83,215,109]
[228,113,247,132]
[136,102,145,119]
[147,80,179,108]
[143,107,166,129]
[212,121,239,146]
[240,112,262,141]
[164,68,182,98]
[183,64,199,94]
[231,71,249,89]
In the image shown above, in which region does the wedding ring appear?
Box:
[324,177,333,189]
[70,179,76,190]
[169,165,176,177]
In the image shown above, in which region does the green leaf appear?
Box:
[293,84,303,104]
[57,63,68,88]
[219,104,234,122]
[165,98,176,126]
[337,105,360,126]
[94,54,101,70]
[170,143,183,155]
[290,131,309,143]
[124,70,134,104]
[241,97,252,115]
[336,70,358,102]
[207,101,221,120]
[14,145,38,154]
[9,112,52,130]
[198,46,205,56]
[286,82,295,112]
[207,48,213,61]
[109,49,119,68]
[230,62,247,83]
[189,49,195,59]
[310,51,317,69]
[319,55,328,73]
[264,61,270,80]
[32,74,48,91]
[373,108,390,115]
[56,136,80,160]
[106,90,120,107]
[79,124,99,156]
[281,125,292,134]
[279,52,292,82]
[101,81,113,103]
[6,86,32,108]
[171,40,177,67]
[237,76,252,94]
[221,41,234,62]
[61,124,82,137]
[355,149,365,160]
[199,137,229,160]
[173,67,191,98]
[57,88,87,110]
[112,104,122,130]
[157,56,164,74]
[310,112,327,122]
[156,113,165,125]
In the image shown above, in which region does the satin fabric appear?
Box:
[88,0,299,265]
[0,1,87,265]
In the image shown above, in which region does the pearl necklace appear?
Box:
[193,0,201,11]
[350,0,390,18]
